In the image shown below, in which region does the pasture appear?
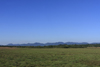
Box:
[0,47,100,67]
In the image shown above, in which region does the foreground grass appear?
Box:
[0,48,100,67]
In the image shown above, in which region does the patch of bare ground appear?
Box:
[0,47,17,49]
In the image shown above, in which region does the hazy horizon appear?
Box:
[0,0,100,45]
[1,41,100,45]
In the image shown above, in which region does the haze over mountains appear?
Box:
[3,42,99,46]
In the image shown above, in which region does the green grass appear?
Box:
[0,48,100,67]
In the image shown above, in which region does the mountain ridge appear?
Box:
[0,42,100,46]
[5,42,90,46]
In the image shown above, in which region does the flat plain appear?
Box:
[0,47,100,67]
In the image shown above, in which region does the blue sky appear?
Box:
[0,0,100,45]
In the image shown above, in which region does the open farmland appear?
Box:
[0,47,100,67]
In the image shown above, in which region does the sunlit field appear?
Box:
[0,47,100,67]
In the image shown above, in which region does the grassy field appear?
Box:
[0,47,100,67]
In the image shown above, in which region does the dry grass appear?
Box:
[0,47,17,49]
[87,47,100,48]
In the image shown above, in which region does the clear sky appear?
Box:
[0,0,100,45]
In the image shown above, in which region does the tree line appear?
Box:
[0,44,100,48]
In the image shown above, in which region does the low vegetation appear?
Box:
[0,47,100,67]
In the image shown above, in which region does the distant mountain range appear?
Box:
[0,42,100,46]
[5,42,89,46]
